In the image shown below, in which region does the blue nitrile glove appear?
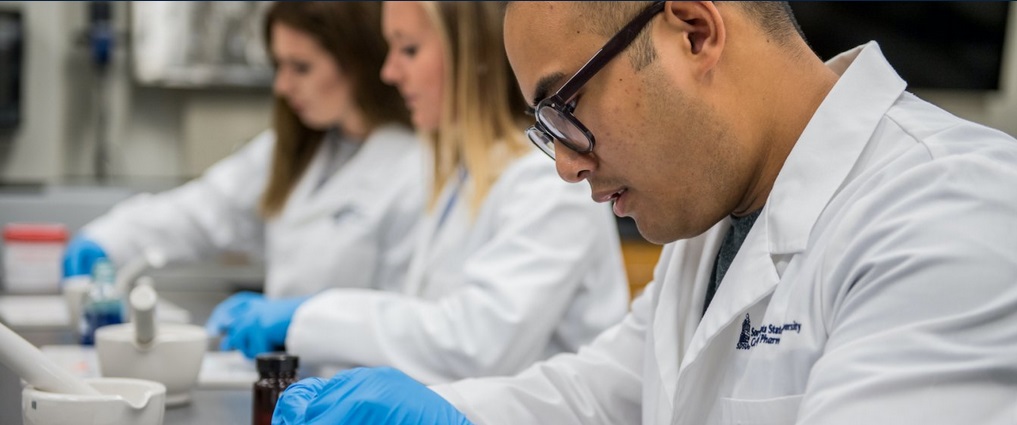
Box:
[205,291,264,337]
[272,367,473,425]
[62,235,109,278]
[218,294,310,359]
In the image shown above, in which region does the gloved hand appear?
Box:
[272,367,473,425]
[62,235,109,278]
[208,292,310,359]
[205,291,263,336]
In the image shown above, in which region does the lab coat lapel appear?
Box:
[402,211,436,296]
[682,215,778,369]
[670,215,779,425]
[282,137,330,221]
[402,172,467,296]
[649,222,726,418]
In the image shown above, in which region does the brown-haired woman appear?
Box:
[64,2,424,357]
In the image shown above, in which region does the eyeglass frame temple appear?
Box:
[539,1,667,108]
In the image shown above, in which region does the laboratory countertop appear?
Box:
[1,370,255,425]
[165,388,253,424]
[0,286,263,425]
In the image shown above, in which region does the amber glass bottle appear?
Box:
[252,352,299,425]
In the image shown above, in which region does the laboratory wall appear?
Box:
[914,2,1017,139]
[0,1,271,184]
[0,2,1014,185]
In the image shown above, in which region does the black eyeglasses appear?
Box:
[526,1,666,160]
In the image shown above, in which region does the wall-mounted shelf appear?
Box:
[131,2,272,89]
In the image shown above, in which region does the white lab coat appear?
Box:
[287,150,630,384]
[84,125,424,298]
[434,42,1017,424]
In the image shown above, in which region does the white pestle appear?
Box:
[0,321,101,396]
[130,277,158,346]
[115,249,167,297]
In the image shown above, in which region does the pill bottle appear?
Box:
[2,223,68,294]
[253,352,299,425]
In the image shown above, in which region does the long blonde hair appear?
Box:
[420,2,531,216]
[260,2,410,217]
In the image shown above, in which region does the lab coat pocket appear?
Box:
[719,394,803,425]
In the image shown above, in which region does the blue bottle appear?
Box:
[79,258,124,345]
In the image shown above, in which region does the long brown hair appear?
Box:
[420,2,531,216]
[260,2,410,216]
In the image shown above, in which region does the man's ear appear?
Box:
[659,1,725,77]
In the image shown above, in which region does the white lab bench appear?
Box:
[0,264,266,425]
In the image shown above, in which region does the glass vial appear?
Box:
[79,258,124,345]
[253,352,299,425]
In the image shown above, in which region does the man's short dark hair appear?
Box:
[570,2,806,69]
[736,2,805,44]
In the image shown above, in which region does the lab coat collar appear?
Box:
[284,124,418,222]
[327,124,420,195]
[666,214,779,425]
[766,41,906,255]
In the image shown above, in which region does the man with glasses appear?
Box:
[271,2,1017,424]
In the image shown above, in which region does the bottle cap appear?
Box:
[256,352,299,376]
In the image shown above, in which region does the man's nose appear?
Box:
[554,144,595,183]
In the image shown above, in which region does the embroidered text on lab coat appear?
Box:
[736,314,802,350]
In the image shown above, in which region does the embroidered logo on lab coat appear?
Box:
[736,314,802,350]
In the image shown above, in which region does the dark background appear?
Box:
[0,10,22,130]
[790,2,1011,91]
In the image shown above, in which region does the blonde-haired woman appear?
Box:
[64,2,424,356]
[283,1,629,385]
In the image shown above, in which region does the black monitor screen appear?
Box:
[789,2,1010,91]
[0,10,22,129]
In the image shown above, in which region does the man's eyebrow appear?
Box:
[531,72,567,107]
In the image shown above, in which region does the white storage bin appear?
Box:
[2,223,68,294]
